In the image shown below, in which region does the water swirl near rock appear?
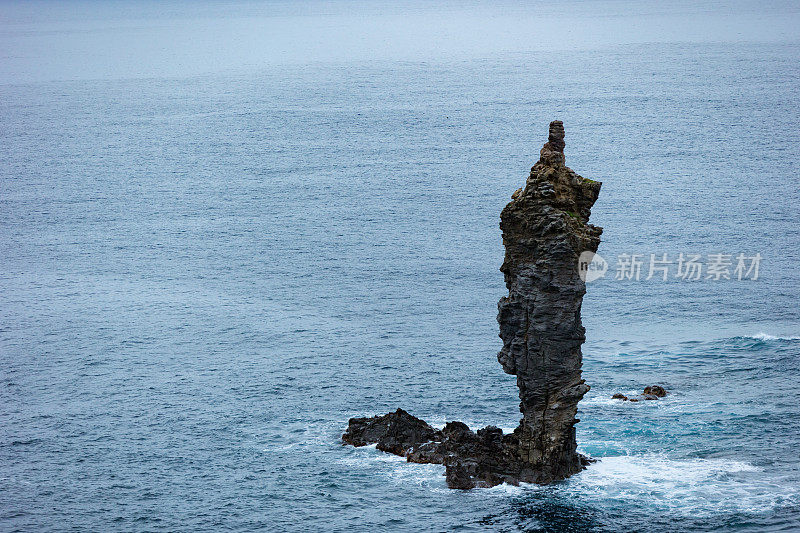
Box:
[342,121,602,489]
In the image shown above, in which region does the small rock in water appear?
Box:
[643,385,668,397]
[611,385,668,401]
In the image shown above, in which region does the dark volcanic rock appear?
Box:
[612,385,669,401]
[343,122,602,489]
[342,408,441,455]
[445,462,475,490]
[495,120,602,482]
[644,385,667,397]
[406,423,526,488]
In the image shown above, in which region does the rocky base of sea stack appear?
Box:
[342,409,593,489]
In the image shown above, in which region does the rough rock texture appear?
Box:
[342,122,602,488]
[342,409,441,455]
[612,385,668,402]
[496,120,602,482]
[644,385,668,397]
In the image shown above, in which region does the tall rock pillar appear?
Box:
[497,121,602,481]
[343,121,603,488]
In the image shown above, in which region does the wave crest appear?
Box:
[745,332,800,341]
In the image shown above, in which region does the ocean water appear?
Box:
[2,1,800,531]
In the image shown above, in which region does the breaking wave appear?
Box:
[744,332,800,341]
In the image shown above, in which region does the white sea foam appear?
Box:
[340,443,797,516]
[748,332,800,341]
[387,462,447,490]
[337,444,448,490]
[564,454,794,516]
[338,443,408,465]
[580,391,680,409]
[581,394,645,407]
[469,453,797,518]
[424,420,519,434]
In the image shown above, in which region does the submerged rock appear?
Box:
[343,122,602,488]
[612,385,669,401]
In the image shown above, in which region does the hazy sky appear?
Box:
[1,0,799,82]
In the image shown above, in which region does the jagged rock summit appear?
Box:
[342,121,603,489]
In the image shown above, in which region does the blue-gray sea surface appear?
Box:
[1,1,800,531]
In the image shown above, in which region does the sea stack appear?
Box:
[497,120,602,481]
[342,122,602,488]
